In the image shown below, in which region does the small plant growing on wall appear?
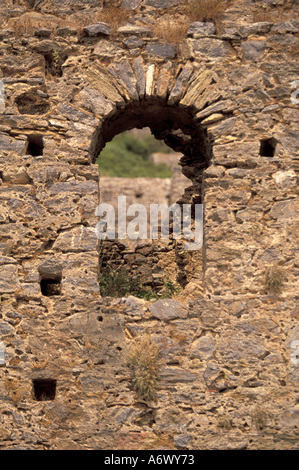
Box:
[26,0,44,10]
[153,17,190,46]
[265,265,285,294]
[99,262,154,299]
[98,243,156,300]
[98,242,180,300]
[186,0,231,23]
[99,2,129,33]
[160,275,180,298]
[251,405,274,431]
[127,337,161,401]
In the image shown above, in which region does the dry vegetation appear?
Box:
[153,16,190,46]
[99,6,129,32]
[252,0,297,22]
[265,265,286,294]
[127,336,161,401]
[152,0,234,45]
[186,0,232,23]
[25,0,44,9]
[179,0,237,34]
[8,11,64,37]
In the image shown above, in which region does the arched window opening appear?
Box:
[92,101,211,300]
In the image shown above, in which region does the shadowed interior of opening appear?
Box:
[27,134,44,157]
[259,137,277,157]
[40,277,61,296]
[32,379,57,401]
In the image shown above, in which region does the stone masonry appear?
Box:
[0,0,298,450]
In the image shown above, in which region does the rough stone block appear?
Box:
[187,21,216,36]
[0,265,20,294]
[271,21,299,34]
[238,22,273,38]
[57,103,97,125]
[93,40,125,59]
[190,334,215,360]
[133,56,146,98]
[192,38,231,59]
[53,226,98,252]
[156,61,173,99]
[121,0,142,9]
[0,322,15,337]
[146,43,176,59]
[149,299,187,320]
[83,23,111,38]
[108,58,139,101]
[34,28,52,38]
[0,134,27,156]
[144,0,180,8]
[269,200,299,221]
[180,69,213,107]
[117,25,153,37]
[49,180,98,196]
[2,166,30,184]
[61,276,100,295]
[242,40,266,60]
[168,63,193,105]
[123,36,144,49]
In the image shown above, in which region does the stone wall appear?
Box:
[0,0,298,450]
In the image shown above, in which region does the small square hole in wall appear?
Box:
[32,379,57,401]
[40,278,61,296]
[27,134,44,157]
[259,137,277,157]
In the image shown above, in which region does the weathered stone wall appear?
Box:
[0,0,298,450]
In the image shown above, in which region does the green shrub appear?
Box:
[122,133,149,160]
[99,263,158,300]
[99,262,180,301]
[98,242,180,300]
[159,275,180,298]
[141,133,173,156]
[97,131,172,178]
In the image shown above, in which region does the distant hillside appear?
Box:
[96,128,173,178]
